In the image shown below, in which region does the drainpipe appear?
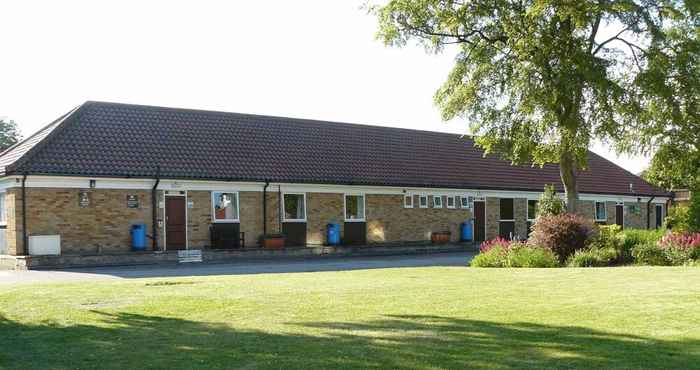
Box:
[646,196,655,229]
[262,180,270,236]
[151,166,161,251]
[21,173,28,256]
[278,185,282,233]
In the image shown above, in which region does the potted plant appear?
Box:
[431,231,451,245]
[261,233,285,249]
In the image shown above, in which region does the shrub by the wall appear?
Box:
[567,247,619,267]
[471,245,508,267]
[529,213,597,263]
[537,184,565,217]
[471,241,558,268]
[506,245,559,268]
[658,232,700,265]
[632,243,669,266]
[665,206,691,232]
[618,228,666,263]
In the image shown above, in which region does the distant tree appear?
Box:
[0,118,21,151]
[373,0,698,212]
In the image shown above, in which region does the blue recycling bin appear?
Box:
[327,223,341,246]
[131,223,147,251]
[460,220,473,242]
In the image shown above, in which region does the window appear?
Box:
[433,195,443,208]
[404,194,413,208]
[500,198,514,220]
[345,194,365,221]
[419,195,428,208]
[595,201,607,221]
[212,192,239,222]
[527,200,538,221]
[283,193,306,221]
[447,196,456,209]
[460,196,470,208]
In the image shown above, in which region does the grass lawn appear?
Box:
[1,266,700,369]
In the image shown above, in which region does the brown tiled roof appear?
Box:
[0,101,669,196]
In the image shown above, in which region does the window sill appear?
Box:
[345,219,366,223]
[212,220,240,223]
[283,219,307,223]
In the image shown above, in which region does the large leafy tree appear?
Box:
[0,118,21,151]
[373,0,697,212]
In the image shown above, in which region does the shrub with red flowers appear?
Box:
[658,232,700,265]
[529,213,597,263]
[479,237,513,253]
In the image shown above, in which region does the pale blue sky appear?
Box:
[1,0,649,174]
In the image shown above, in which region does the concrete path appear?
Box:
[0,252,475,285]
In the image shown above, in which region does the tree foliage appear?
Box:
[537,184,566,217]
[373,0,698,211]
[0,119,21,151]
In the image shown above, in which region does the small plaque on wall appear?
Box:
[78,191,90,208]
[127,194,140,208]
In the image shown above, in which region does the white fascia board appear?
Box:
[3,175,670,203]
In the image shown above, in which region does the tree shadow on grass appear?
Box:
[1,312,698,369]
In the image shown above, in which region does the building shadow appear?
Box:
[1,312,698,369]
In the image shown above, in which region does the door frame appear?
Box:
[163,190,189,251]
[615,202,624,229]
[473,199,486,242]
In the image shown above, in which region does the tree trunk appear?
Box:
[559,151,579,214]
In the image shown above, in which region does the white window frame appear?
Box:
[344,193,366,222]
[594,201,607,222]
[418,194,428,208]
[211,191,240,223]
[0,192,6,226]
[459,195,471,209]
[433,195,443,208]
[403,194,414,208]
[447,195,456,209]
[527,199,538,222]
[282,192,307,222]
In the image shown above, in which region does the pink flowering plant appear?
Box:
[479,237,511,253]
[658,232,700,265]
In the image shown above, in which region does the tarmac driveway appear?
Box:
[0,251,475,285]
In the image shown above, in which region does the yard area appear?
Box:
[1,265,700,369]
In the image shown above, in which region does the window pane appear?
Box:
[213,192,238,220]
[460,196,470,208]
[419,195,427,207]
[404,195,413,207]
[345,195,364,220]
[596,202,606,220]
[500,198,514,220]
[284,194,305,220]
[433,196,442,207]
[447,196,455,207]
[528,200,538,220]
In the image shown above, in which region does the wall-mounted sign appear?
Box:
[127,194,139,208]
[187,201,194,209]
[627,204,641,215]
[78,191,90,208]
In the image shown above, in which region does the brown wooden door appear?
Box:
[615,204,624,229]
[474,201,486,242]
[166,197,187,250]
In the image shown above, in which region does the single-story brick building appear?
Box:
[0,101,670,257]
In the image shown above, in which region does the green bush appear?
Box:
[631,243,669,266]
[567,247,619,267]
[665,205,691,232]
[470,244,559,268]
[618,228,666,263]
[537,184,565,217]
[470,246,507,267]
[506,245,559,268]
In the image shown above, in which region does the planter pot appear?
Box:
[431,232,451,245]
[261,236,285,249]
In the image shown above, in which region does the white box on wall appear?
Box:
[28,235,61,256]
